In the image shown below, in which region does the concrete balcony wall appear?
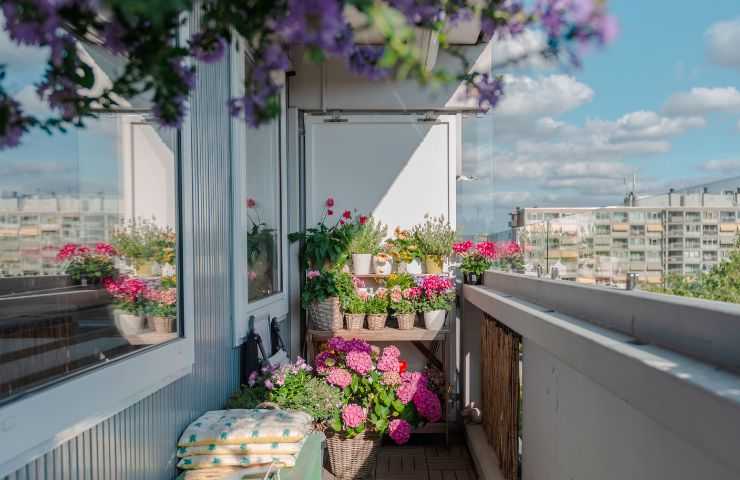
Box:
[462,272,740,480]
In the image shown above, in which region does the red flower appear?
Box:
[246,197,256,208]
[359,215,368,225]
[327,209,334,216]
[326,197,335,208]
[342,210,352,219]
[399,360,408,374]
[340,220,345,225]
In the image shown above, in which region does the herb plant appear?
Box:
[348,216,387,255]
[412,215,455,258]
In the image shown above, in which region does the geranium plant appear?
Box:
[143,286,177,318]
[418,275,455,312]
[103,276,147,314]
[493,241,525,272]
[453,240,496,276]
[289,197,357,270]
[316,338,442,444]
[56,242,117,283]
[388,286,419,315]
[365,288,389,315]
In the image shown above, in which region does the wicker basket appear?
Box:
[308,297,343,331]
[326,431,381,479]
[366,313,387,330]
[396,313,416,330]
[345,313,365,330]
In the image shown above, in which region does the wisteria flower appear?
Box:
[326,368,352,389]
[341,403,366,429]
[388,419,412,445]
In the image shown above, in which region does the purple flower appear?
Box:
[471,74,504,111]
[102,20,128,55]
[388,419,412,445]
[275,0,350,55]
[264,379,274,390]
[347,46,391,80]
[387,0,445,26]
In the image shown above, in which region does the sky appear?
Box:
[458,0,740,235]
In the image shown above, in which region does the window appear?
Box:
[613,238,628,249]
[648,238,661,247]
[0,48,181,404]
[630,251,645,261]
[685,211,701,223]
[629,237,645,247]
[685,264,701,274]
[703,238,718,247]
[595,224,611,235]
[685,238,701,249]
[646,250,662,260]
[646,211,663,221]
[668,238,683,248]
[685,224,701,233]
[544,212,560,220]
[703,224,718,235]
[668,224,683,234]
[628,211,645,222]
[630,225,645,236]
[704,210,718,221]
[612,211,628,222]
[595,211,610,221]
[685,250,701,260]
[720,211,736,222]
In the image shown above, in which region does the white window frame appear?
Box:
[229,39,289,347]
[0,88,195,480]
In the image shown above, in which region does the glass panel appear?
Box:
[0,34,179,404]
[244,120,281,303]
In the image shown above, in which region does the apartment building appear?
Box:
[507,186,740,287]
[0,194,122,276]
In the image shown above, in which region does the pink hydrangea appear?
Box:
[326,368,352,389]
[382,371,401,386]
[413,386,442,422]
[396,371,425,404]
[377,354,400,373]
[381,345,400,359]
[346,350,374,375]
[314,351,336,374]
[388,419,412,445]
[341,404,366,428]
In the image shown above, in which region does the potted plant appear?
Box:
[316,338,442,479]
[342,290,367,330]
[493,241,525,273]
[388,286,420,330]
[104,276,147,336]
[412,215,455,274]
[453,240,497,285]
[348,215,386,275]
[288,197,357,271]
[112,219,175,276]
[302,269,352,331]
[56,243,118,285]
[373,252,392,275]
[246,197,277,301]
[365,288,389,330]
[384,227,421,273]
[144,285,177,333]
[418,275,455,330]
[385,272,416,290]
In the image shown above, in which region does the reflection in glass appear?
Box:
[245,121,281,302]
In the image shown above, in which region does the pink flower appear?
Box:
[396,371,425,404]
[326,197,335,208]
[388,419,412,445]
[359,215,368,225]
[341,404,366,429]
[56,243,79,261]
[326,368,352,389]
[94,242,117,256]
[452,240,473,255]
[248,371,258,387]
[377,354,400,373]
[413,386,442,422]
[352,277,365,289]
[246,197,256,208]
[264,379,274,390]
[389,286,403,303]
[248,271,257,281]
[346,350,374,375]
[375,287,387,299]
[357,290,369,301]
[402,287,421,300]
[342,210,352,219]
[307,270,321,280]
[327,209,334,216]
[314,351,335,374]
[381,345,401,359]
[475,241,497,259]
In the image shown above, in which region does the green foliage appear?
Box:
[301,269,353,308]
[419,291,454,313]
[267,371,342,422]
[64,256,116,283]
[643,240,740,304]
[460,252,492,276]
[348,217,387,255]
[389,294,416,314]
[342,294,367,314]
[412,214,455,258]
[385,272,415,290]
[112,219,176,265]
[289,218,356,271]
[225,385,268,410]
[384,227,422,263]
[365,292,389,315]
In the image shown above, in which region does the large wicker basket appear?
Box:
[366,313,387,330]
[308,297,343,331]
[326,431,381,479]
[395,313,416,330]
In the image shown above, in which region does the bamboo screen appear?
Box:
[481,313,522,480]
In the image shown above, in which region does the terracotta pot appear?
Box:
[149,315,175,333]
[423,309,446,330]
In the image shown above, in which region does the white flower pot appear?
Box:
[352,253,372,275]
[423,309,446,330]
[373,257,392,275]
[113,309,146,336]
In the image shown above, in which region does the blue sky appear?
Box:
[459,0,740,234]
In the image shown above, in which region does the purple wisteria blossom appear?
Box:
[0,96,25,150]
[190,32,227,64]
[481,0,527,41]
[472,73,504,111]
[275,0,350,56]
[347,46,391,80]
[387,0,445,26]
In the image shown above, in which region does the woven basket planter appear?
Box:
[308,297,343,331]
[366,313,387,330]
[345,313,365,330]
[395,313,416,330]
[326,431,381,479]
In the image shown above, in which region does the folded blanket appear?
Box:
[177,453,296,470]
[178,438,305,457]
[176,465,279,479]
[178,409,312,447]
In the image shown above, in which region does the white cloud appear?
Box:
[706,18,740,69]
[586,111,706,141]
[494,74,594,119]
[700,159,740,174]
[490,30,554,69]
[663,87,740,116]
